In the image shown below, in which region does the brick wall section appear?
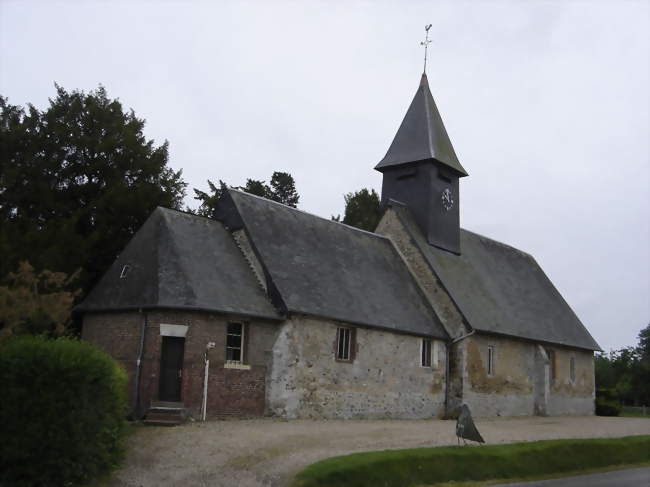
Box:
[82,310,281,419]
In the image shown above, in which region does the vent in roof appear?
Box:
[119,264,131,279]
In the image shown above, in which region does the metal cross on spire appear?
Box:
[420,24,433,74]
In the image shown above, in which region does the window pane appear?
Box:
[226,323,243,363]
[488,346,494,375]
[227,323,242,335]
[422,339,431,367]
[337,327,352,360]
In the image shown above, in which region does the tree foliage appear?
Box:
[595,324,650,406]
[0,261,79,340]
[193,179,228,218]
[335,188,382,232]
[193,171,300,218]
[0,86,187,297]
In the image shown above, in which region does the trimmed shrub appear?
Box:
[596,388,621,416]
[0,336,128,487]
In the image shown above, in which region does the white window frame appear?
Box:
[226,322,245,365]
[336,327,352,362]
[487,345,495,376]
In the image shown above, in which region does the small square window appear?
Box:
[487,345,495,376]
[421,339,432,367]
[226,323,245,363]
[336,327,354,362]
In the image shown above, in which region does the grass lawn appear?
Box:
[290,436,650,487]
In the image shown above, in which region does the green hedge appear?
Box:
[596,388,622,416]
[0,336,128,487]
[291,436,650,487]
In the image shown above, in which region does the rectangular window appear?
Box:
[226,322,245,363]
[421,339,432,367]
[336,327,353,361]
[487,345,495,375]
[570,356,576,382]
[547,349,556,382]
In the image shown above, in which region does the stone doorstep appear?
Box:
[143,401,188,426]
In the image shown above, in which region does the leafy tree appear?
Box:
[241,178,270,199]
[193,179,228,218]
[595,324,650,407]
[0,86,186,297]
[0,261,79,340]
[268,171,299,207]
[193,171,300,217]
[338,188,382,232]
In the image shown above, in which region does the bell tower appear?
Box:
[375,73,468,254]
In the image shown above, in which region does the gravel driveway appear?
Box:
[108,416,650,487]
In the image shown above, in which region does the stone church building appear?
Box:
[78,74,600,420]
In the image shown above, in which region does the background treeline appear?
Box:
[595,324,650,411]
[0,85,380,338]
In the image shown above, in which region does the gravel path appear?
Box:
[108,416,650,487]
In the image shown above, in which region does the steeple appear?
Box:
[376,74,467,254]
[375,74,467,176]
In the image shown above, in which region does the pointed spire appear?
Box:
[375,74,468,176]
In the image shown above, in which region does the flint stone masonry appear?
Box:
[461,334,594,417]
[267,315,447,419]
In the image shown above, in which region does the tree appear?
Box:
[192,171,300,217]
[0,86,187,296]
[268,171,299,207]
[0,261,79,340]
[193,179,228,218]
[594,324,650,407]
[338,188,382,232]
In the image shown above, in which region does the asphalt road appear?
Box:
[495,467,650,487]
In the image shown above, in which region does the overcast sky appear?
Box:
[1,1,647,352]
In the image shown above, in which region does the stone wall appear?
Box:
[266,315,447,419]
[82,310,280,418]
[462,334,536,416]
[460,334,594,417]
[546,346,595,416]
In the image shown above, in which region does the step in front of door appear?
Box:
[143,402,186,426]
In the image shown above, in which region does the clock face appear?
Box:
[441,188,454,211]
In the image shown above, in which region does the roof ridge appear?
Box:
[460,228,534,259]
[228,188,389,240]
[155,206,224,224]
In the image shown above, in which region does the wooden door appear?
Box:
[159,336,185,402]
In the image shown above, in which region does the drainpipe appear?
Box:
[202,342,216,421]
[444,329,476,419]
[133,309,147,419]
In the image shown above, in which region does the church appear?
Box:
[78,72,600,421]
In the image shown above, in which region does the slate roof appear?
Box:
[76,207,281,320]
[391,204,600,351]
[375,74,468,176]
[220,189,448,338]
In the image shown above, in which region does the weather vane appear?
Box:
[421,24,433,74]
